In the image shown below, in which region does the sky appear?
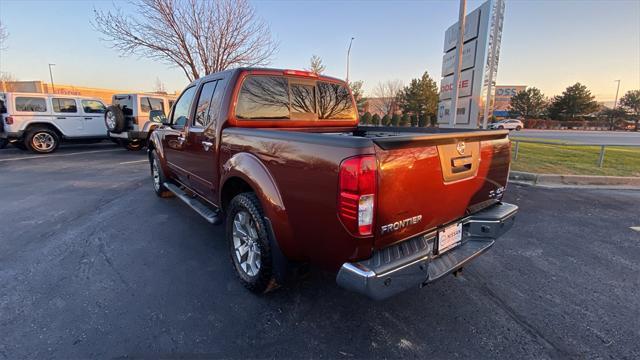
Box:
[0,0,639,102]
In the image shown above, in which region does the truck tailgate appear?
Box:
[372,130,511,249]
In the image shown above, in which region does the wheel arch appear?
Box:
[24,122,63,138]
[220,152,298,261]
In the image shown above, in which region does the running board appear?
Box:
[163,182,222,225]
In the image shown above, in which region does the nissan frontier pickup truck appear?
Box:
[147,68,518,300]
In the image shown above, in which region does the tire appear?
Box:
[125,140,144,151]
[515,126,522,131]
[226,192,277,294]
[25,127,60,154]
[150,150,173,198]
[498,125,504,129]
[104,106,126,133]
[0,138,7,149]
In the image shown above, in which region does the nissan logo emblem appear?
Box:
[456,142,466,155]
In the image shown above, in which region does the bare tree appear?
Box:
[153,77,167,93]
[372,80,403,117]
[93,0,278,82]
[0,21,7,51]
[306,55,325,74]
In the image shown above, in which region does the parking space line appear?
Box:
[0,148,120,162]
[119,160,148,165]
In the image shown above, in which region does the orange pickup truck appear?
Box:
[147,68,518,299]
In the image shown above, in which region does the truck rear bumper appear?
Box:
[336,202,518,300]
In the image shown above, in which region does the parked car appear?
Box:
[104,93,176,151]
[147,68,518,300]
[488,118,523,131]
[0,92,109,153]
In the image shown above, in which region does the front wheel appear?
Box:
[227,192,277,294]
[150,150,173,198]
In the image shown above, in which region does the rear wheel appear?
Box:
[227,192,277,294]
[25,127,60,154]
[498,125,504,129]
[125,140,144,151]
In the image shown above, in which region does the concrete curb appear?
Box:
[509,171,640,189]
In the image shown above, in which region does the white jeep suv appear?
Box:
[0,92,108,153]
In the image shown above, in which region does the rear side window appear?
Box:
[236,76,289,120]
[113,95,133,116]
[140,97,164,113]
[52,98,78,113]
[194,81,217,127]
[317,82,355,119]
[82,100,106,114]
[15,97,47,112]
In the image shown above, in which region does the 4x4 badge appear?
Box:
[456,142,466,155]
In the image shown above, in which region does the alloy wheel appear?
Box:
[232,211,261,277]
[32,132,55,151]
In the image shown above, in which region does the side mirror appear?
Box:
[150,110,169,125]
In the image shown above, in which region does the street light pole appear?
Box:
[448,0,467,128]
[346,37,355,84]
[613,80,621,109]
[48,63,56,94]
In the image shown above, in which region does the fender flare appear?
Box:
[21,121,64,137]
[220,152,298,262]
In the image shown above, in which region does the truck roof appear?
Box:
[197,67,346,85]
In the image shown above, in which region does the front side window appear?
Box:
[194,81,218,127]
[113,95,133,116]
[317,82,355,119]
[81,100,107,114]
[172,87,196,127]
[236,76,289,120]
[52,98,78,113]
[15,97,47,112]
[140,97,164,113]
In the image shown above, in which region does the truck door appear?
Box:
[180,78,226,201]
[163,86,197,185]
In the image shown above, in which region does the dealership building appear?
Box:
[493,85,526,118]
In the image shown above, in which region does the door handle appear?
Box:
[84,117,92,120]
[57,117,66,119]
[202,141,213,151]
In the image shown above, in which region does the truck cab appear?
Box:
[147,68,518,299]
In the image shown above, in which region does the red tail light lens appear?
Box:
[338,155,376,236]
[5,116,13,125]
[283,69,319,78]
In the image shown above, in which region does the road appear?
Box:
[1,145,639,359]
[511,129,640,145]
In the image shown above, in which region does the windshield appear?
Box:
[235,75,356,121]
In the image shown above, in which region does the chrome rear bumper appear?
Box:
[336,202,518,300]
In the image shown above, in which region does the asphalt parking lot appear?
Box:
[1,144,639,359]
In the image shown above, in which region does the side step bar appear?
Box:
[163,182,223,225]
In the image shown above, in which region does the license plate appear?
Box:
[438,223,462,253]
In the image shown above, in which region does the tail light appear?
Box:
[5,116,13,125]
[338,155,376,236]
[283,69,319,78]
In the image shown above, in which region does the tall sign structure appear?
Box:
[437,0,505,128]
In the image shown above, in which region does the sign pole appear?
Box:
[482,0,503,129]
[448,0,467,127]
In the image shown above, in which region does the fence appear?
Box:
[511,139,640,168]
